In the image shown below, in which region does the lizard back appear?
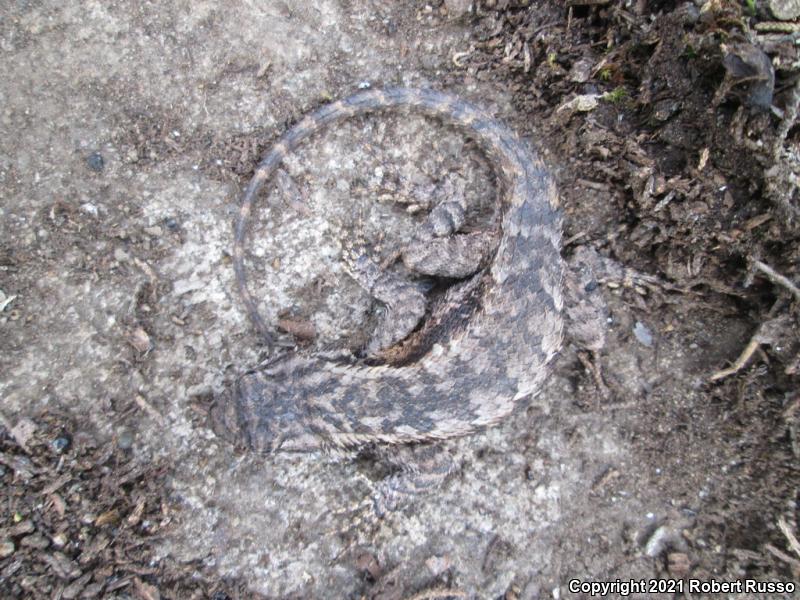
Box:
[220,87,564,452]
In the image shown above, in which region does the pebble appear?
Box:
[633,321,654,347]
[568,58,594,83]
[21,533,50,549]
[86,152,104,172]
[769,0,800,20]
[9,520,35,536]
[0,540,15,558]
[117,429,134,450]
[113,247,130,262]
[667,551,691,578]
[444,0,472,18]
[164,217,179,231]
[52,435,71,453]
[80,202,99,216]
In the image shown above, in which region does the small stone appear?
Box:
[667,551,691,577]
[143,226,163,237]
[113,247,129,263]
[425,554,452,576]
[10,417,37,449]
[557,94,600,114]
[86,152,104,172]
[52,435,71,453]
[163,217,179,231]
[633,321,654,347]
[117,429,134,450]
[9,519,35,536]
[0,540,15,558]
[444,0,472,18]
[21,533,50,549]
[81,202,99,216]
[721,43,774,110]
[653,99,681,122]
[568,58,594,83]
[769,0,800,20]
[354,551,381,580]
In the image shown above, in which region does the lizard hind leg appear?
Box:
[325,443,457,563]
[341,236,428,356]
[370,444,457,517]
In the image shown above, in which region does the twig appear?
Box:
[403,589,467,600]
[765,543,800,571]
[709,336,761,381]
[134,394,165,426]
[778,517,800,559]
[752,259,800,302]
[709,316,788,381]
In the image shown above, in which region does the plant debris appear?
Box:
[0,414,266,599]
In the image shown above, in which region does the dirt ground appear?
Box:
[2,1,800,598]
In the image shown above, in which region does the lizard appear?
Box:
[211,87,565,515]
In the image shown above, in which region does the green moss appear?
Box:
[602,86,628,104]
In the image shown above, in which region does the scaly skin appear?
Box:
[215,87,564,453]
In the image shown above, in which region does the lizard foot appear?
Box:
[324,444,457,563]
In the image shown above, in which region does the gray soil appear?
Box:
[1,1,799,599]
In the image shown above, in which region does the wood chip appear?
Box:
[128,327,153,354]
[62,571,92,600]
[133,576,161,600]
[127,499,146,526]
[95,509,120,527]
[277,317,316,341]
[134,394,165,426]
[42,473,72,496]
[9,417,37,452]
[39,551,82,580]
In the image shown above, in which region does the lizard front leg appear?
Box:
[401,174,497,279]
[370,444,457,517]
[343,174,497,357]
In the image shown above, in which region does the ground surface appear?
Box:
[1,1,800,598]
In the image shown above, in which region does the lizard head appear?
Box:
[210,370,319,453]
